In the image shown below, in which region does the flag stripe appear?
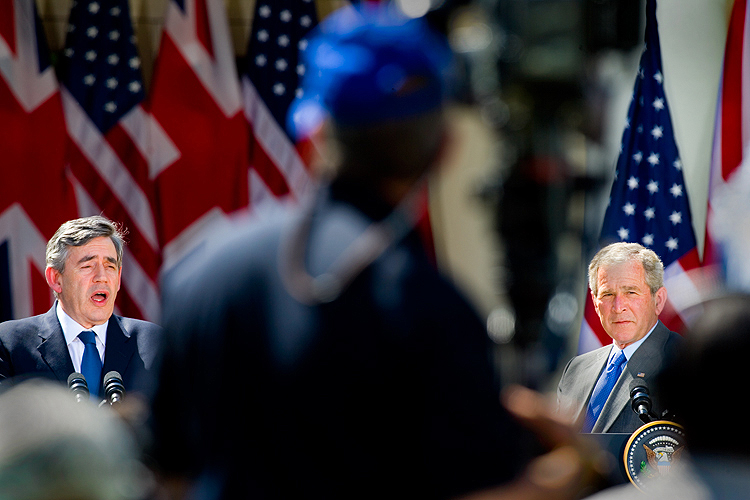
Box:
[242,76,311,201]
[106,122,153,194]
[720,0,746,181]
[0,1,16,56]
[62,89,159,251]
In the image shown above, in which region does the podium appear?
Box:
[585,421,687,490]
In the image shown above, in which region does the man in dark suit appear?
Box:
[557,242,682,433]
[0,216,162,399]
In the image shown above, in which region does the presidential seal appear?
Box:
[623,420,687,490]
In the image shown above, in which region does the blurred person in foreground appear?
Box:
[0,378,149,500]
[0,216,162,400]
[557,242,682,433]
[150,4,598,500]
[587,292,750,499]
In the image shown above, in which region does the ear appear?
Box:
[45,267,63,295]
[116,266,122,292]
[654,286,667,315]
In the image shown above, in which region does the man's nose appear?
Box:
[92,262,108,281]
[612,294,627,312]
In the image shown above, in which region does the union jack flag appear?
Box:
[0,0,77,321]
[704,0,750,271]
[148,0,249,273]
[579,0,700,353]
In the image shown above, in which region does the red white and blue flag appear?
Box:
[704,0,750,270]
[242,0,317,214]
[579,0,701,353]
[148,0,249,274]
[58,0,161,321]
[0,0,78,321]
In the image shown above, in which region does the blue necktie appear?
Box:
[79,331,102,400]
[582,350,626,432]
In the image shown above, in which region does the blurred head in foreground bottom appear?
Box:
[0,379,149,500]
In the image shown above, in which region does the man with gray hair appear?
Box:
[0,216,162,400]
[557,242,682,433]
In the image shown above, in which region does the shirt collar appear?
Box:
[56,301,109,346]
[609,321,659,362]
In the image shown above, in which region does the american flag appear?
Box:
[0,0,78,321]
[704,0,749,269]
[148,0,249,273]
[242,0,317,212]
[579,0,701,353]
[58,0,161,322]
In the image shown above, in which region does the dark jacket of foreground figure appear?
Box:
[151,181,541,499]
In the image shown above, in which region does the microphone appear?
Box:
[103,371,125,405]
[630,378,655,424]
[68,372,90,403]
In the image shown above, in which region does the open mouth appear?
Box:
[91,291,109,304]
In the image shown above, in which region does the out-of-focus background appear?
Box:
[4,0,732,392]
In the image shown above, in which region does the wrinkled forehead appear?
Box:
[65,237,119,265]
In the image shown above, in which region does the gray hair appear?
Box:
[46,216,126,273]
[588,242,664,297]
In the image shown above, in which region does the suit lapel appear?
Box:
[102,316,135,377]
[37,306,75,382]
[572,348,610,422]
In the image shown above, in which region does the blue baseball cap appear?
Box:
[287,4,452,139]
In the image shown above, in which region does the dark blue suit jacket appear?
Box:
[0,304,162,396]
[152,181,541,499]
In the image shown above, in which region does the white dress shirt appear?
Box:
[56,301,108,373]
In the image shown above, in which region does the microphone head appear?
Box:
[630,378,652,413]
[629,378,650,398]
[103,371,123,386]
[68,372,89,393]
[103,371,125,403]
[68,372,89,403]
